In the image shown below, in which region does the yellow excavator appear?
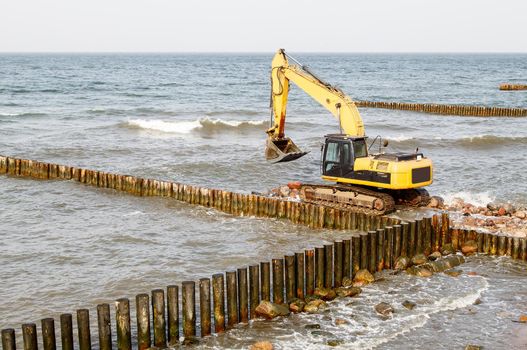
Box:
[265,49,433,214]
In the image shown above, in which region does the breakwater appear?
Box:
[355,100,527,117]
[499,83,527,91]
[1,155,526,349]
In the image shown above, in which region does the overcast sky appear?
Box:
[1,0,526,52]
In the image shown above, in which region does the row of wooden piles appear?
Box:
[354,100,527,117]
[1,155,526,349]
[499,83,527,91]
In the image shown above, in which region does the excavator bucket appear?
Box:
[265,137,309,163]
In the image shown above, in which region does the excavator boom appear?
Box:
[265,49,364,162]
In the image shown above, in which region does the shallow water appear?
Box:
[1,53,526,348]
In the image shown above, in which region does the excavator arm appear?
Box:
[265,49,365,162]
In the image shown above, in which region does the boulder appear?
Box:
[250,341,274,350]
[412,254,427,265]
[314,287,337,301]
[304,294,321,303]
[394,256,410,270]
[406,266,433,277]
[402,300,416,310]
[441,243,454,256]
[289,298,306,313]
[374,302,394,316]
[336,286,362,298]
[327,339,345,347]
[335,318,349,326]
[353,269,375,285]
[287,181,302,190]
[514,210,526,219]
[428,251,442,261]
[464,346,481,350]
[461,240,478,255]
[444,269,462,277]
[255,301,290,319]
[519,315,527,323]
[341,276,353,287]
[304,324,321,329]
[304,299,328,313]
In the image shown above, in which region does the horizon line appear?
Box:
[1,51,526,55]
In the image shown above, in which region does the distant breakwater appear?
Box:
[355,100,527,117]
[1,154,526,349]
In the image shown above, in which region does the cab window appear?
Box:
[353,139,368,158]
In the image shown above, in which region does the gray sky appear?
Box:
[1,0,526,52]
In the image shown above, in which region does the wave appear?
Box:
[441,191,495,207]
[0,112,48,118]
[125,117,267,134]
[386,134,527,149]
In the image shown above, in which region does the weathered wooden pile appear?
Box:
[499,83,527,91]
[1,155,526,350]
[355,100,527,117]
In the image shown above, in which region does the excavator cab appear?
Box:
[265,137,309,163]
[322,135,368,177]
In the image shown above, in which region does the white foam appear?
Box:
[127,117,265,134]
[442,191,495,207]
[387,135,414,142]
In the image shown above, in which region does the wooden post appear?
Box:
[249,265,260,320]
[295,252,305,299]
[368,231,377,274]
[360,233,368,270]
[77,309,91,350]
[343,239,351,279]
[136,294,151,350]
[451,228,460,252]
[324,244,333,288]
[498,236,507,256]
[226,272,238,327]
[424,217,432,255]
[351,236,360,278]
[260,262,271,302]
[415,219,424,254]
[96,304,112,350]
[41,318,56,350]
[151,289,166,347]
[305,249,315,295]
[401,222,409,257]
[1,329,16,350]
[182,281,196,338]
[199,278,212,337]
[22,324,37,350]
[393,225,402,260]
[315,247,325,289]
[115,298,132,350]
[272,259,284,304]
[483,233,491,254]
[60,314,74,350]
[432,215,440,252]
[167,285,179,344]
[384,226,394,269]
[284,255,296,302]
[491,234,498,255]
[441,212,449,246]
[408,221,416,257]
[521,238,527,261]
[334,241,343,287]
[507,237,513,256]
[212,274,225,334]
[237,268,249,323]
[376,229,385,272]
[512,238,520,260]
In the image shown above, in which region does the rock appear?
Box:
[498,207,506,216]
[504,203,515,214]
[314,287,337,301]
[327,339,345,347]
[461,240,478,255]
[289,298,306,313]
[444,269,462,277]
[287,181,302,190]
[406,266,433,277]
[394,256,410,270]
[514,210,526,219]
[467,271,478,276]
[375,302,394,316]
[278,185,290,197]
[428,196,444,208]
[441,243,454,256]
[464,345,481,350]
[353,269,375,285]
[335,318,349,326]
[304,299,328,313]
[304,324,321,329]
[473,298,482,305]
[304,294,320,303]
[341,276,353,287]
[519,315,527,323]
[182,336,200,346]
[428,251,442,261]
[311,330,335,337]
[487,202,498,211]
[255,301,290,319]
[402,300,416,310]
[412,254,427,265]
[336,286,362,298]
[250,341,274,350]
